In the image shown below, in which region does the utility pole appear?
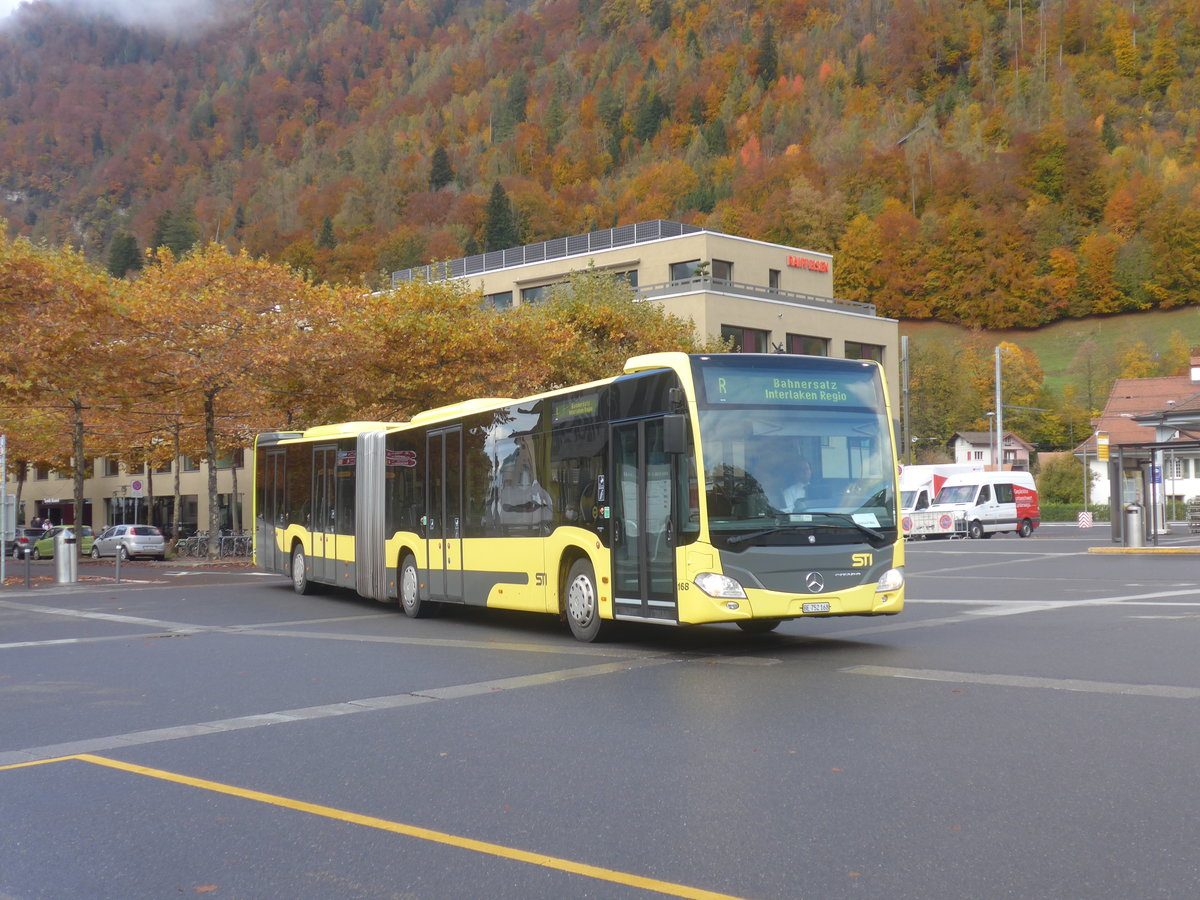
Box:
[1,433,7,585]
[901,336,911,464]
[995,346,1004,471]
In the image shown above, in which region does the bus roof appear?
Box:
[294,421,398,441]
[409,398,516,425]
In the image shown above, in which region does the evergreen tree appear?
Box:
[756,20,779,86]
[150,210,199,258]
[632,86,668,142]
[483,182,520,252]
[106,231,143,278]
[318,216,336,250]
[429,145,454,190]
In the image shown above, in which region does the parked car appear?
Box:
[90,524,166,561]
[30,525,95,559]
[10,527,45,559]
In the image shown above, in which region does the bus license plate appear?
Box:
[803,602,831,613]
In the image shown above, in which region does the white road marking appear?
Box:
[843,664,1200,699]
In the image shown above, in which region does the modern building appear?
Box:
[5,220,899,537]
[393,219,901,392]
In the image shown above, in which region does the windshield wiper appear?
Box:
[724,513,888,548]
[725,525,812,547]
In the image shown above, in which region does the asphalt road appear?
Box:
[1,527,1198,900]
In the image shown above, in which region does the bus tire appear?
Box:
[968,520,984,539]
[564,558,609,642]
[399,553,435,618]
[1018,519,1033,537]
[737,618,781,634]
[291,545,316,595]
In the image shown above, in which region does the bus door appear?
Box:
[259,449,286,573]
[312,444,337,582]
[426,427,464,603]
[612,418,677,620]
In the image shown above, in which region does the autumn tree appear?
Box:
[121,244,337,554]
[0,230,120,540]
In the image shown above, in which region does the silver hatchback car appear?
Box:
[91,524,166,561]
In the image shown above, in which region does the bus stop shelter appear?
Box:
[1106,438,1200,545]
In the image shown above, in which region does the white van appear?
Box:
[900,464,985,514]
[927,471,1039,539]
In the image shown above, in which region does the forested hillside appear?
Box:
[2,0,1199,328]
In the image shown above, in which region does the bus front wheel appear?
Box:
[564,558,610,642]
[968,520,984,539]
[400,553,436,618]
[291,546,315,595]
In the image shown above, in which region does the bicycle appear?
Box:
[176,531,209,558]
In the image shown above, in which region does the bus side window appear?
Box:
[977,485,991,505]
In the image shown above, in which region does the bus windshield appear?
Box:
[692,356,897,547]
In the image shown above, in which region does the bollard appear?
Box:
[54,529,79,584]
[114,548,121,585]
[23,546,32,589]
[1123,503,1144,549]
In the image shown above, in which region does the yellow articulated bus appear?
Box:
[253,352,904,641]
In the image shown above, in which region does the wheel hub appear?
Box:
[567,575,595,625]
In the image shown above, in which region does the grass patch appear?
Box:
[900,307,1200,395]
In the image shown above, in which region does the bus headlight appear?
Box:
[876,567,904,593]
[694,572,747,599]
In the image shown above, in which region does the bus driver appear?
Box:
[782,456,815,512]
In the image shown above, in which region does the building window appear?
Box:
[670,260,702,281]
[485,291,513,309]
[768,268,781,290]
[845,341,884,363]
[615,269,639,288]
[711,259,733,281]
[520,284,552,305]
[180,456,201,473]
[721,325,768,353]
[35,465,49,481]
[787,334,829,356]
[102,457,120,477]
[973,450,984,461]
[155,462,172,474]
[214,449,245,469]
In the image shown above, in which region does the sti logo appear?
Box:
[851,553,873,568]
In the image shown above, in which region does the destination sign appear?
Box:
[700,366,879,407]
[552,394,599,423]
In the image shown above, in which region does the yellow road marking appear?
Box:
[5,754,752,900]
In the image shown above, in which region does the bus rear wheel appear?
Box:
[291,546,315,595]
[564,558,610,642]
[399,553,436,618]
[1018,519,1033,537]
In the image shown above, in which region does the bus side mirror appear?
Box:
[662,415,688,455]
